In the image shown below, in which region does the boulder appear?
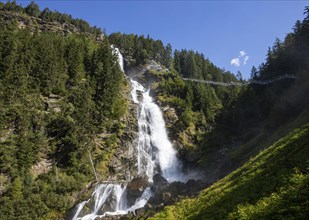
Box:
[185,179,204,193]
[135,207,145,216]
[147,178,206,210]
[165,181,186,195]
[153,173,168,186]
[97,190,119,215]
[126,175,148,206]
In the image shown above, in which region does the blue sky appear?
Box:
[7,1,308,79]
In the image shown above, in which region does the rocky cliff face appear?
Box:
[125,60,167,87]
[90,78,140,183]
[105,82,139,181]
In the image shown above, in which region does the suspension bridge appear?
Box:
[182,74,296,87]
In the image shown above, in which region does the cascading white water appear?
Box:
[131,80,183,182]
[72,49,185,220]
[73,184,129,220]
[111,46,124,72]
[72,201,87,220]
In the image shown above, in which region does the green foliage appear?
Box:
[9,177,23,200]
[25,1,40,17]
[109,32,172,67]
[174,49,237,82]
[156,53,239,150]
[152,124,309,219]
[1,1,24,13]
[0,11,127,219]
[180,108,195,127]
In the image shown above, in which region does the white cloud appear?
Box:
[230,51,250,67]
[244,56,249,65]
[240,50,246,57]
[230,58,240,67]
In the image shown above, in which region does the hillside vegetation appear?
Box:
[0,2,128,219]
[149,7,309,219]
[151,123,309,219]
[197,6,309,183]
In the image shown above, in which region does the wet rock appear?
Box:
[165,181,186,195]
[185,179,204,192]
[100,215,121,220]
[79,199,95,216]
[135,207,145,216]
[153,173,168,186]
[144,203,153,210]
[147,178,206,210]
[97,191,119,215]
[126,175,148,206]
[127,175,148,196]
[147,181,184,207]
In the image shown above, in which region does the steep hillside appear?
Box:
[197,7,309,184]
[151,123,309,219]
[0,3,134,219]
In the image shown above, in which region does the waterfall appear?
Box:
[72,49,185,220]
[112,46,124,72]
[73,184,129,220]
[72,201,87,220]
[131,80,183,182]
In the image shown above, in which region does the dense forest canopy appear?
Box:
[109,32,172,67]
[0,2,127,218]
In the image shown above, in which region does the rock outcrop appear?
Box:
[126,60,167,88]
[147,179,205,209]
[126,175,148,207]
[153,173,168,186]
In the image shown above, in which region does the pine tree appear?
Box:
[250,66,258,79]
[25,1,40,17]
[236,71,243,81]
[173,50,182,74]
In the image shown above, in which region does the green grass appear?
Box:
[151,123,309,219]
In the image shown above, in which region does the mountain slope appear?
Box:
[0,3,131,219]
[151,123,309,219]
